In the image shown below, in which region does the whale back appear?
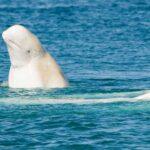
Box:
[37,53,68,88]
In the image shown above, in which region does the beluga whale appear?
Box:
[2,25,68,88]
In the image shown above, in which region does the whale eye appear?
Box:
[27,50,30,54]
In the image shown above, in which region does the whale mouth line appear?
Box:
[6,39,22,49]
[4,38,27,68]
[3,34,22,50]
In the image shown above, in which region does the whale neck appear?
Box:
[11,50,45,69]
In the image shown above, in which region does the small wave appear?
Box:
[0,3,92,10]
[0,81,8,87]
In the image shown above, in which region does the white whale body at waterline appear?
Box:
[2,25,68,88]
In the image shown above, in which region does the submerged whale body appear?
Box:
[2,25,68,88]
[136,92,150,100]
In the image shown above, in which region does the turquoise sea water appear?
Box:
[0,0,150,149]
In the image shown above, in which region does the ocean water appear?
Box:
[0,0,150,149]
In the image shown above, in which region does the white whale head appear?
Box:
[2,24,45,68]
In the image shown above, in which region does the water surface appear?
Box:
[0,0,150,149]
